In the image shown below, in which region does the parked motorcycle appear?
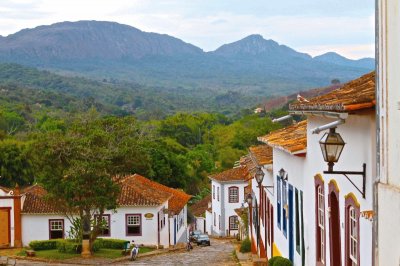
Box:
[130,240,140,261]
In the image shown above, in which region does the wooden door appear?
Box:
[329,191,342,266]
[0,208,10,247]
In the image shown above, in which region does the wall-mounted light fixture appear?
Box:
[278,168,288,181]
[319,127,366,198]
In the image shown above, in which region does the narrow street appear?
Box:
[119,238,237,266]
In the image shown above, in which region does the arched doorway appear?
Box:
[329,180,341,266]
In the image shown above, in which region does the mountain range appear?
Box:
[0,20,374,99]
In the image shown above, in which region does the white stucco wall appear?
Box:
[303,114,375,266]
[21,203,170,248]
[377,0,400,264]
[272,149,305,266]
[194,216,206,233]
[205,210,212,235]
[211,179,246,236]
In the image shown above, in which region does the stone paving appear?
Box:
[119,238,237,266]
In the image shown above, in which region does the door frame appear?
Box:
[288,185,294,262]
[328,180,342,266]
[0,207,11,247]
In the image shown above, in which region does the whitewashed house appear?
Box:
[240,145,274,259]
[189,195,211,234]
[258,121,307,265]
[251,72,376,265]
[209,166,248,237]
[0,174,191,248]
[376,1,400,264]
[289,72,375,266]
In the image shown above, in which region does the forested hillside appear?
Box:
[0,88,283,195]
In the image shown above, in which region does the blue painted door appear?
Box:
[289,185,294,262]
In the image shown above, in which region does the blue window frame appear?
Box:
[283,180,288,237]
[277,176,281,229]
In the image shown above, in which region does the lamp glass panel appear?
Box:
[319,131,345,163]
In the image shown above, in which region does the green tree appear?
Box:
[31,112,151,251]
[0,139,33,187]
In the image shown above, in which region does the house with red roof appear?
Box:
[0,174,191,248]
[208,166,249,237]
[250,72,375,265]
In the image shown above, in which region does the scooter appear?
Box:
[130,240,140,261]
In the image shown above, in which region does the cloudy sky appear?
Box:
[0,0,375,59]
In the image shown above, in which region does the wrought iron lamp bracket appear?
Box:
[323,163,366,198]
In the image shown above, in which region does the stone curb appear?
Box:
[5,246,187,265]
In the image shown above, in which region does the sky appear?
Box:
[0,0,375,59]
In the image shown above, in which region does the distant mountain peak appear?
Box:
[213,34,309,59]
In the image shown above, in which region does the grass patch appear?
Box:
[139,247,155,254]
[35,249,79,260]
[93,249,123,259]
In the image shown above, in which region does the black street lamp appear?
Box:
[319,127,346,171]
[319,127,366,198]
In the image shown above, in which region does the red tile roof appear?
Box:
[289,72,375,112]
[128,174,192,214]
[22,185,61,214]
[189,194,211,217]
[258,120,307,155]
[20,174,191,214]
[209,166,248,182]
[249,145,273,165]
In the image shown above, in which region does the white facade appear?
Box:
[205,209,212,235]
[21,204,171,248]
[302,114,375,266]
[169,206,188,245]
[377,0,400,264]
[270,150,305,266]
[210,179,246,237]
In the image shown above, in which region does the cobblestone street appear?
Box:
[119,238,237,266]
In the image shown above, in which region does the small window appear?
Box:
[219,215,221,230]
[217,187,220,201]
[49,219,64,239]
[229,216,239,230]
[345,194,360,266]
[213,185,215,199]
[95,214,110,236]
[229,187,239,203]
[126,214,141,236]
[214,212,216,226]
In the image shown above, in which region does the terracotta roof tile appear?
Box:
[249,145,273,165]
[130,174,191,214]
[22,185,60,214]
[189,194,211,217]
[21,174,191,214]
[289,71,375,112]
[119,175,172,207]
[209,166,248,182]
[258,120,307,155]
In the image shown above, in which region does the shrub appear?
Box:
[268,256,292,266]
[92,239,102,252]
[29,240,60,250]
[96,238,128,249]
[56,239,82,254]
[239,237,251,253]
